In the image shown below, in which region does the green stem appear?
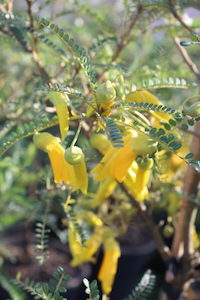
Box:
[71,120,82,147]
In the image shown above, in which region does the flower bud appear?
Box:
[90,133,111,154]
[48,91,67,105]
[186,102,200,117]
[64,146,84,165]
[131,134,157,155]
[96,80,116,104]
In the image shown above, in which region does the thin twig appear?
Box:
[173,37,200,83]
[120,183,171,263]
[97,5,143,82]
[6,0,13,14]
[168,0,194,34]
[26,0,34,28]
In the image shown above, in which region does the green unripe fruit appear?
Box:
[186,102,200,117]
[64,146,84,165]
[95,80,116,104]
[131,135,158,155]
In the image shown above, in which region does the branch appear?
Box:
[6,0,13,14]
[24,0,51,82]
[26,0,34,28]
[173,37,200,83]
[97,5,143,81]
[171,122,200,263]
[120,183,171,263]
[168,0,194,34]
[111,5,143,63]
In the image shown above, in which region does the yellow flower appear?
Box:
[125,90,171,123]
[92,177,117,207]
[98,235,121,295]
[65,146,88,194]
[90,133,112,155]
[48,91,69,142]
[69,225,103,267]
[91,132,137,182]
[76,211,103,227]
[33,132,87,193]
[124,159,152,201]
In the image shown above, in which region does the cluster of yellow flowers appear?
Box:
[33,83,184,295]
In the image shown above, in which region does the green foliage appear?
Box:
[66,205,87,246]
[103,116,124,148]
[83,278,100,300]
[141,77,197,89]
[34,221,50,266]
[114,101,182,118]
[0,262,26,300]
[38,18,97,87]
[12,266,70,300]
[123,269,156,300]
[0,116,58,156]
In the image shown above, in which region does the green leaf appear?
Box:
[185,153,194,159]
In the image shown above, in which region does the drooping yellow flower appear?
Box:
[65,146,88,194]
[91,132,152,201]
[69,224,103,267]
[48,91,69,141]
[123,159,151,201]
[92,178,117,207]
[33,132,87,193]
[133,159,152,201]
[125,90,171,123]
[98,234,121,295]
[77,211,103,227]
[91,132,138,182]
[90,133,112,155]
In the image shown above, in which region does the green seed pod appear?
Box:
[95,80,116,104]
[186,102,200,117]
[64,146,84,165]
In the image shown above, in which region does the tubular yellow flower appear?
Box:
[48,91,69,141]
[33,133,87,193]
[33,132,76,184]
[125,90,171,122]
[124,159,152,201]
[76,211,103,227]
[69,226,104,267]
[91,132,138,182]
[133,165,151,201]
[98,236,121,295]
[65,146,88,194]
[92,178,117,207]
[90,133,112,155]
